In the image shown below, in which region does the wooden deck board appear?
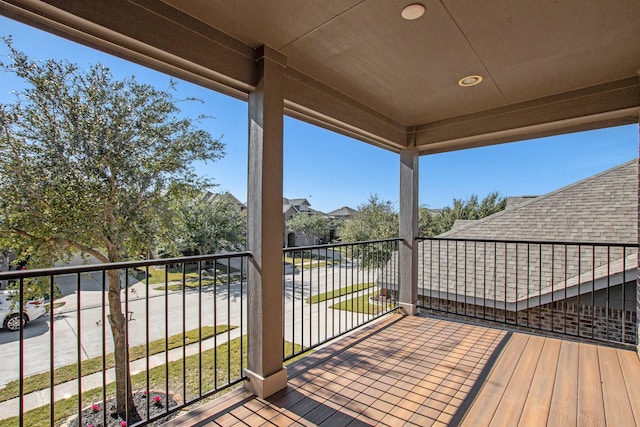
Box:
[489,334,545,427]
[617,349,640,426]
[459,333,529,427]
[599,345,636,426]
[517,337,561,426]
[577,343,605,426]
[164,315,640,427]
[546,340,579,425]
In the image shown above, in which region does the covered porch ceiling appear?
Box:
[1,0,638,154]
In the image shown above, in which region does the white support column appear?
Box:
[244,45,288,398]
[399,147,419,315]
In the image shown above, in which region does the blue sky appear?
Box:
[0,16,637,213]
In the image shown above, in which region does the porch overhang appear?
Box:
[0,0,637,153]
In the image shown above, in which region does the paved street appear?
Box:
[0,261,380,386]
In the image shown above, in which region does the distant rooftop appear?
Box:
[327,206,358,218]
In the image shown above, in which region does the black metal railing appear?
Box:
[0,252,249,427]
[417,237,637,346]
[283,239,401,360]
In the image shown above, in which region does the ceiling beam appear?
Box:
[284,69,407,151]
[2,1,636,156]
[0,0,408,153]
[0,0,256,98]
[416,77,640,154]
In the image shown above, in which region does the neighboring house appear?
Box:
[283,198,329,247]
[326,206,358,241]
[382,160,638,344]
[327,206,358,220]
[423,207,443,215]
[201,191,247,211]
[283,198,311,225]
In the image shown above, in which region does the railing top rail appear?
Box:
[0,251,252,280]
[417,236,638,248]
[282,238,402,252]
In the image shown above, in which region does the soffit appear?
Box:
[1,0,638,153]
[162,0,640,127]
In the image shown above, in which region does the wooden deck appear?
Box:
[164,314,640,426]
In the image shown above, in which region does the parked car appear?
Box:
[0,290,46,331]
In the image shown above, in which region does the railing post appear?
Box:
[399,146,419,315]
[244,45,288,397]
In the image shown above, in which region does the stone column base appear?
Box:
[399,302,419,316]
[243,367,287,398]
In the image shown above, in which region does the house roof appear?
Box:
[439,160,637,243]
[449,219,476,232]
[327,206,358,218]
[505,196,538,209]
[201,191,246,210]
[3,1,637,154]
[383,160,638,310]
[286,198,311,207]
[283,197,318,215]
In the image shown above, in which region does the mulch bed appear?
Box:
[67,391,179,427]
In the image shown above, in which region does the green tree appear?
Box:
[419,192,506,236]
[0,40,223,417]
[337,195,399,267]
[286,213,329,245]
[176,192,246,255]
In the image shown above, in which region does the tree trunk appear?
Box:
[106,268,136,418]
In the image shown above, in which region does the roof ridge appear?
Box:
[438,159,637,237]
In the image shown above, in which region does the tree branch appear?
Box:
[8,227,109,263]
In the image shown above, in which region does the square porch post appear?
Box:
[637,119,640,357]
[399,147,419,315]
[244,45,288,397]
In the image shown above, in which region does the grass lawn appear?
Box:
[0,325,235,403]
[305,282,376,304]
[329,294,391,315]
[153,274,244,291]
[283,257,337,269]
[140,265,239,286]
[283,249,344,270]
[0,338,304,427]
[140,267,200,284]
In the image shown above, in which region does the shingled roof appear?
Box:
[327,206,358,218]
[383,160,638,310]
[440,160,637,243]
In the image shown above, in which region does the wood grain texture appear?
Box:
[577,342,605,426]
[460,333,529,426]
[617,349,640,426]
[547,340,579,425]
[518,337,561,426]
[599,345,635,426]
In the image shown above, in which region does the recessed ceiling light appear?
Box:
[458,75,483,87]
[401,4,426,20]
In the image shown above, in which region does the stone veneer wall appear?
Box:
[418,296,637,345]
